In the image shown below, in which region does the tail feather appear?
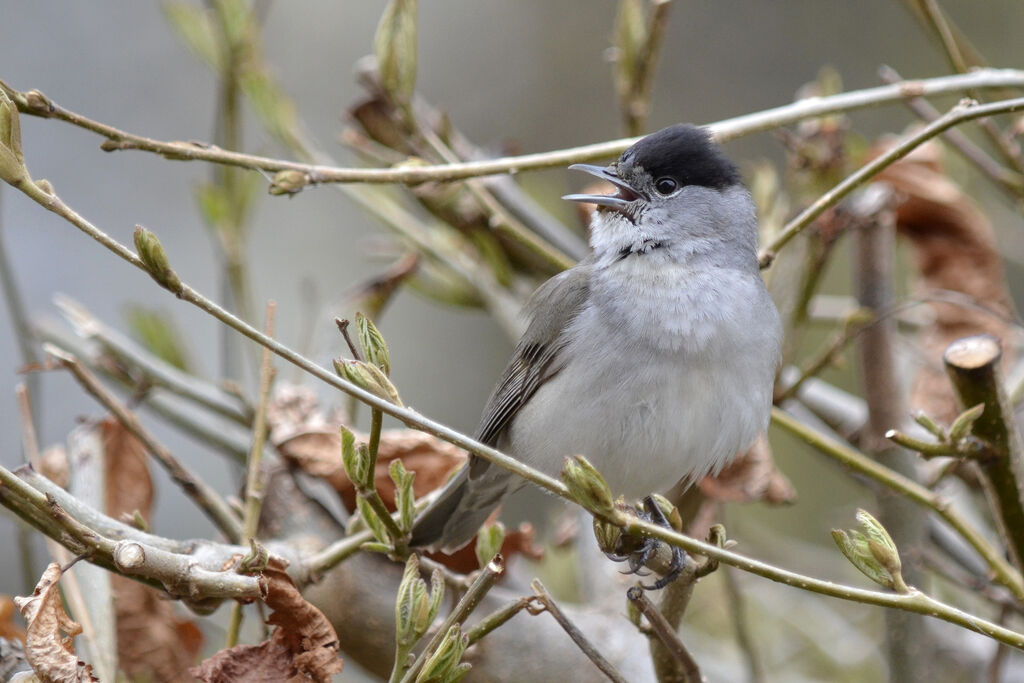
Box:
[409,465,510,553]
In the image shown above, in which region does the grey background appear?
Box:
[1,1,1023,672]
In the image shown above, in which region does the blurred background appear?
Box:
[2,1,1024,680]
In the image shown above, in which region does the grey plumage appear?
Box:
[411,124,782,553]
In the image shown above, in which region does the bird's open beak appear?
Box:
[562,164,644,212]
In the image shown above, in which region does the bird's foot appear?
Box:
[603,496,687,590]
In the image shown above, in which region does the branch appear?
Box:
[399,556,505,683]
[6,136,1024,651]
[771,406,1024,604]
[2,69,1024,184]
[758,95,1024,267]
[0,463,264,605]
[850,184,933,678]
[943,335,1024,572]
[529,579,629,683]
[42,345,243,543]
[877,65,1024,196]
[627,586,701,683]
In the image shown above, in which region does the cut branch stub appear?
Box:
[943,334,1024,572]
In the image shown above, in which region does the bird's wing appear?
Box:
[470,263,592,478]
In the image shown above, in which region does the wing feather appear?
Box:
[470,264,592,478]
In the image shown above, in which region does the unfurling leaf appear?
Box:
[341,426,372,490]
[475,521,506,569]
[949,402,985,443]
[356,312,392,375]
[334,357,403,406]
[832,509,908,593]
[390,459,416,532]
[416,624,469,683]
[356,496,390,545]
[0,86,28,185]
[268,169,308,196]
[561,455,615,518]
[133,226,184,295]
[374,0,419,103]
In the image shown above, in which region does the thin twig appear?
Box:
[771,406,1024,603]
[399,557,505,683]
[851,185,933,679]
[241,301,276,544]
[226,301,277,648]
[54,294,251,427]
[910,0,1024,175]
[6,69,1024,184]
[529,579,628,683]
[627,586,702,683]
[464,596,533,646]
[878,65,1024,195]
[304,529,375,575]
[758,95,1024,267]
[14,384,41,592]
[9,172,1024,650]
[42,344,243,543]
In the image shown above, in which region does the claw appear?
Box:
[602,496,691,589]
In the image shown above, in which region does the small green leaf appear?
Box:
[561,455,614,517]
[356,312,391,375]
[374,0,419,103]
[356,496,390,545]
[474,522,505,569]
[390,459,416,532]
[334,358,403,406]
[133,226,183,295]
[949,403,985,444]
[416,625,468,683]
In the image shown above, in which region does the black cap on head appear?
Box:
[620,124,740,190]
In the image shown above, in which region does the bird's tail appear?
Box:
[409,464,508,553]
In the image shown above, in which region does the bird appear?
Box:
[410,124,782,575]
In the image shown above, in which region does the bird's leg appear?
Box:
[603,496,688,590]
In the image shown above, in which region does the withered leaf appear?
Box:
[876,140,1017,423]
[0,596,25,642]
[426,521,544,574]
[277,427,466,512]
[14,563,97,682]
[700,435,796,505]
[101,419,202,682]
[191,558,343,683]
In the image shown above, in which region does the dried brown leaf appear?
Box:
[14,563,97,682]
[267,385,343,446]
[426,522,545,574]
[699,435,796,505]
[0,596,25,642]
[38,445,69,490]
[277,427,466,512]
[191,558,343,683]
[100,419,202,682]
[877,140,1017,422]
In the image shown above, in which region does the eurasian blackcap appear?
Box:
[411,124,782,557]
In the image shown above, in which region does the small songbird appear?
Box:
[411,124,782,564]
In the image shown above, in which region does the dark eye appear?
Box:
[655,177,678,195]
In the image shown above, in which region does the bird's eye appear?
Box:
[655,177,678,195]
